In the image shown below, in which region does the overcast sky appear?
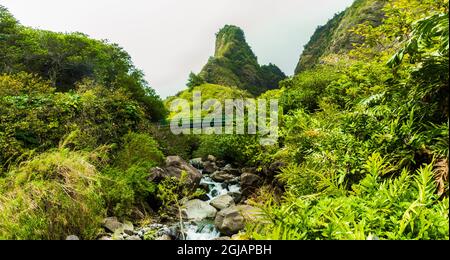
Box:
[2,0,353,98]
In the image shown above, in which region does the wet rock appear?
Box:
[198,193,211,202]
[228,192,242,204]
[103,217,123,233]
[203,161,218,175]
[190,158,204,169]
[214,205,262,236]
[240,173,262,197]
[182,199,218,221]
[215,160,227,168]
[199,183,210,192]
[223,164,241,176]
[241,167,257,174]
[150,156,203,188]
[210,195,235,210]
[210,189,219,197]
[130,208,145,221]
[123,221,134,236]
[211,171,236,182]
[224,177,240,186]
[268,161,286,177]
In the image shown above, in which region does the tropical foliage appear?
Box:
[245,0,449,240]
[0,0,448,240]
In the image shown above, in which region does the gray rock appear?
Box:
[199,183,210,192]
[150,156,203,188]
[124,229,134,236]
[123,221,134,236]
[240,173,262,196]
[269,161,286,175]
[215,160,227,168]
[210,195,235,210]
[66,235,80,240]
[241,167,257,174]
[182,199,218,221]
[211,171,236,182]
[98,236,112,241]
[126,235,142,241]
[166,156,183,167]
[228,192,243,204]
[214,205,262,236]
[207,155,217,162]
[103,217,123,233]
[130,208,145,220]
[224,177,240,185]
[222,164,241,176]
[148,167,166,182]
[190,158,204,169]
[203,161,218,174]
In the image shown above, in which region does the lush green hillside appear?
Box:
[245,0,449,240]
[0,6,166,120]
[295,0,385,73]
[165,83,252,119]
[0,0,448,241]
[198,25,286,95]
[0,6,170,239]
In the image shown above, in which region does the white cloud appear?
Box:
[1,0,353,98]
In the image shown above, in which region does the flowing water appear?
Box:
[183,164,241,240]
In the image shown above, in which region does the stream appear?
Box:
[99,157,249,241]
[183,165,241,240]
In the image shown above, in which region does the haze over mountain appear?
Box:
[1,0,354,98]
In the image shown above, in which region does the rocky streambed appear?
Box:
[94,156,263,241]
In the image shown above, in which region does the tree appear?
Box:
[186,72,205,89]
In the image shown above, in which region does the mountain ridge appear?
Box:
[295,0,386,73]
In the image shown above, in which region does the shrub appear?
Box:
[194,134,276,167]
[101,165,157,218]
[101,132,164,217]
[0,149,105,240]
[115,132,164,170]
[280,66,339,113]
[148,126,200,159]
[0,75,150,173]
[248,160,449,240]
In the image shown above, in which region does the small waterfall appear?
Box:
[185,220,221,240]
[183,163,241,240]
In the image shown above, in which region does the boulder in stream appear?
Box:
[102,217,123,233]
[214,205,262,236]
[203,161,218,174]
[149,156,203,188]
[210,194,235,210]
[222,164,241,176]
[240,172,262,197]
[211,171,236,182]
[182,199,218,221]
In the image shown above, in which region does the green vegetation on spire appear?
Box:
[199,25,286,95]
